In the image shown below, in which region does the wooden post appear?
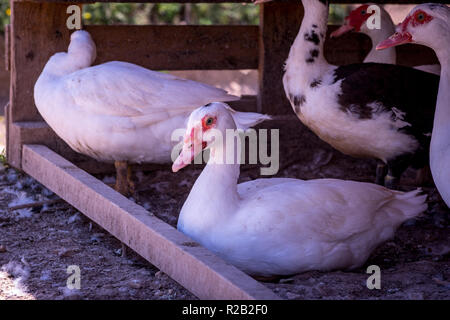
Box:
[8,1,80,168]
[258,1,303,115]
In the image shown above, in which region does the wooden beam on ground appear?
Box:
[21,144,280,300]
[86,25,259,71]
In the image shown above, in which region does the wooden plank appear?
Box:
[258,1,303,115]
[22,144,280,300]
[85,25,259,70]
[5,24,10,72]
[10,2,80,123]
[8,121,114,172]
[228,95,257,113]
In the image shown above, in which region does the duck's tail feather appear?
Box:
[390,188,428,219]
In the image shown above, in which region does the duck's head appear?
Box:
[172,103,271,172]
[376,3,450,52]
[68,30,97,65]
[43,30,97,76]
[331,4,392,38]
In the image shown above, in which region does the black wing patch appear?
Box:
[332,63,439,134]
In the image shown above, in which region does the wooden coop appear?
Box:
[5,0,442,299]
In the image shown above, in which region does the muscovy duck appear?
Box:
[172,102,426,276]
[34,30,239,197]
[331,3,440,75]
[257,0,440,188]
[377,3,450,206]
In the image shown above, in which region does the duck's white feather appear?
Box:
[34,30,238,163]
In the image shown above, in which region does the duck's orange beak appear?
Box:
[376,32,412,50]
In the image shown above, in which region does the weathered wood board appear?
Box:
[85,25,259,71]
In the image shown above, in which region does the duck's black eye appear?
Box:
[206,117,214,126]
[417,13,424,21]
[361,10,366,15]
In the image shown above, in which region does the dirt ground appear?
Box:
[1,119,447,300]
[0,163,195,300]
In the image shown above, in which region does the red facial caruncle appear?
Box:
[400,10,433,33]
[347,4,373,32]
[200,115,216,149]
[201,115,217,131]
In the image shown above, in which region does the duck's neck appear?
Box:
[431,51,450,149]
[181,143,241,226]
[363,15,396,64]
[285,0,330,80]
[42,50,93,78]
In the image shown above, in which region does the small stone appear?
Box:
[90,233,104,243]
[67,213,81,224]
[154,290,163,297]
[286,292,301,299]
[58,248,79,258]
[0,244,7,253]
[128,279,142,289]
[387,288,399,294]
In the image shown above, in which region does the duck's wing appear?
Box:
[242,178,423,243]
[290,179,427,242]
[332,63,439,135]
[63,61,239,121]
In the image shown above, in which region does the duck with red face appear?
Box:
[331,3,440,75]
[377,3,450,206]
[254,0,440,189]
[331,4,396,64]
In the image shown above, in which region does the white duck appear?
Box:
[172,103,427,276]
[331,3,441,75]
[377,3,450,207]
[34,30,239,196]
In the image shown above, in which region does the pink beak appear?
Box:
[172,152,191,173]
[330,24,354,38]
[172,126,204,173]
[376,32,413,50]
